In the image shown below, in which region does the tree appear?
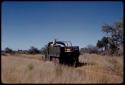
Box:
[28,46,40,54]
[41,45,48,55]
[97,19,123,56]
[96,40,103,48]
[101,37,109,51]
[102,24,113,36]
[102,20,123,46]
[5,47,14,54]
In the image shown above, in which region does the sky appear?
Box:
[2,1,123,50]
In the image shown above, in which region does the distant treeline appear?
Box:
[1,46,47,55]
[2,20,123,56]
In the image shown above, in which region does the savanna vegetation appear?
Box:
[1,20,123,83]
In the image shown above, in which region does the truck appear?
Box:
[43,39,80,67]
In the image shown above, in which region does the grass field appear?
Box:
[1,54,123,84]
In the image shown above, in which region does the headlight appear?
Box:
[65,48,72,52]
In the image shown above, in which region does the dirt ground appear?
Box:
[1,54,123,84]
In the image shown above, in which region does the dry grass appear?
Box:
[1,53,123,84]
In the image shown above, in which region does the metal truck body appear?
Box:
[44,39,80,67]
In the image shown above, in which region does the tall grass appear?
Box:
[1,54,123,83]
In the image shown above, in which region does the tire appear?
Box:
[52,57,59,64]
[56,58,59,64]
[50,56,52,61]
[73,60,78,67]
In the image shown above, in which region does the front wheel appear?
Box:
[73,60,78,67]
[52,57,59,64]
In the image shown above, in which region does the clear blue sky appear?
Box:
[2,1,123,50]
